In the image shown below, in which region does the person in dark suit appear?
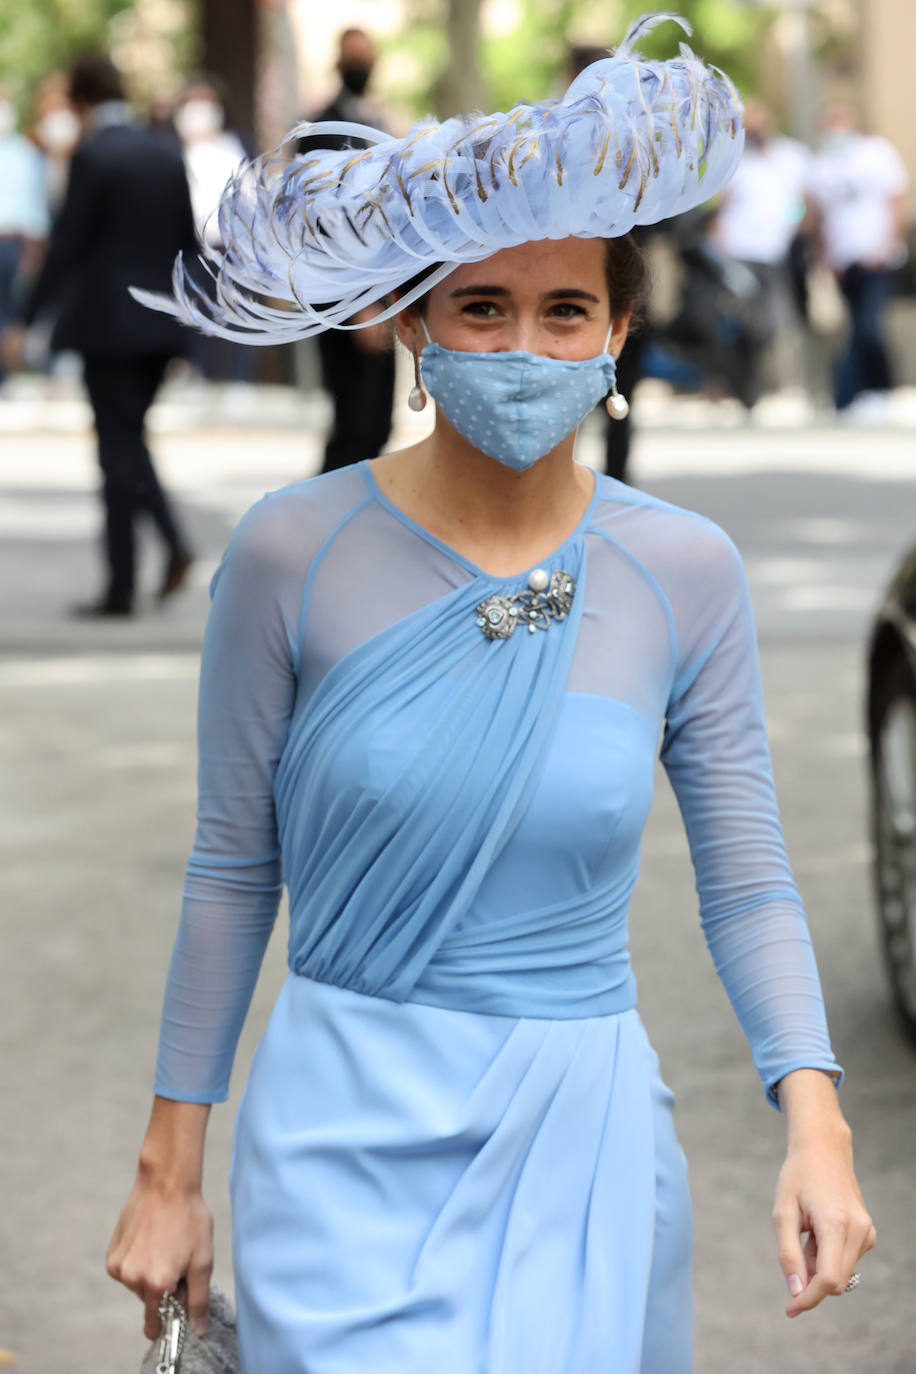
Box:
[8,54,197,617]
[298,29,395,473]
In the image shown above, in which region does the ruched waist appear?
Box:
[289,950,638,1021]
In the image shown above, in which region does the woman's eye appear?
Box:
[461,301,501,317]
[549,303,588,319]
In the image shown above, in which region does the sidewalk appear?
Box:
[3,368,916,440]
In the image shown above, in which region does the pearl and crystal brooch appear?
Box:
[476,568,576,640]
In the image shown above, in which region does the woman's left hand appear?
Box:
[772,1070,876,1318]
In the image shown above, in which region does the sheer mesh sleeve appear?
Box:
[154,494,301,1102]
[659,519,842,1107]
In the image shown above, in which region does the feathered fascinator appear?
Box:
[135,11,743,341]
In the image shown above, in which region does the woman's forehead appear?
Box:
[438,238,606,296]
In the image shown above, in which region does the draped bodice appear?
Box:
[275,533,656,1014]
[154,462,840,1107]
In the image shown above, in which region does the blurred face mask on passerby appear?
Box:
[340,64,371,97]
[174,97,224,143]
[0,100,16,137]
[36,106,80,154]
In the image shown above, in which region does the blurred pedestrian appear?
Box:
[711,100,810,396]
[3,54,197,618]
[174,76,253,385]
[0,83,49,391]
[175,77,250,245]
[147,93,179,141]
[565,48,646,483]
[807,104,910,414]
[298,28,395,472]
[30,72,81,214]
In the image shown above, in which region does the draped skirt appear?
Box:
[230,974,693,1374]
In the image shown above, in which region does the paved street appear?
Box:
[1,393,915,1372]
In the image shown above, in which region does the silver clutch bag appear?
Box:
[140,1287,239,1374]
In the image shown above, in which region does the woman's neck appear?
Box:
[372,419,595,576]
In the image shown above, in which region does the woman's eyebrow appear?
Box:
[448,285,601,302]
[449,285,511,298]
[542,288,600,303]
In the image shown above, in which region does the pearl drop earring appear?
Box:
[606,383,629,420]
[408,347,427,412]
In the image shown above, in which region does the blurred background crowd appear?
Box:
[0,0,913,440]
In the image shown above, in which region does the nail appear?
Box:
[192,1317,208,1337]
[787,1274,804,1297]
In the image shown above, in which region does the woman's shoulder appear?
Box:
[591,472,741,573]
[228,465,371,565]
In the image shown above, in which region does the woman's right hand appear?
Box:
[107,1173,214,1339]
[107,1096,215,1339]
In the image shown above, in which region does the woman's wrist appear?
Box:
[136,1145,203,1196]
[136,1096,212,1194]
[776,1068,850,1149]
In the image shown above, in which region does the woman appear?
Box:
[108,16,874,1372]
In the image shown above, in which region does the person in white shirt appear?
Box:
[174,79,248,248]
[173,77,252,383]
[807,104,910,411]
[715,101,810,270]
[0,84,50,387]
[710,101,811,395]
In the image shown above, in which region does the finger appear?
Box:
[141,1268,182,1341]
[787,1221,848,1315]
[773,1204,809,1313]
[143,1289,164,1342]
[186,1251,214,1337]
[840,1215,877,1291]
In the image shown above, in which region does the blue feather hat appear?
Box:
[136,12,743,341]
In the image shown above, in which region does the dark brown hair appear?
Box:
[399,235,648,326]
[68,53,125,108]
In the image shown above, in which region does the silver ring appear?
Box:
[844,1271,861,1294]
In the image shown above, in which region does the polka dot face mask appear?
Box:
[418,319,618,472]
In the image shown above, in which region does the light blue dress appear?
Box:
[154,462,841,1374]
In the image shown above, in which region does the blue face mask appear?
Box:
[418,319,617,472]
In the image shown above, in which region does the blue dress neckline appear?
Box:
[360,458,599,584]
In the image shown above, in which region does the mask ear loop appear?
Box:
[408,316,432,412]
[604,317,629,420]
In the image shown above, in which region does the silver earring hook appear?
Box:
[408,343,427,412]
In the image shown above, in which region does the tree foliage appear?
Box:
[616,0,771,102]
[1,0,198,114]
[399,0,773,122]
[1,0,132,101]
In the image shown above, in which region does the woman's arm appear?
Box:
[108,492,306,1333]
[107,1098,214,1339]
[773,1069,875,1316]
[660,518,873,1313]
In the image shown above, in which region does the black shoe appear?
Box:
[158,551,194,600]
[70,592,133,619]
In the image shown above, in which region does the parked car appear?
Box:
[867,542,916,1045]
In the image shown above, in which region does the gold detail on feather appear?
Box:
[395,168,413,213]
[337,149,373,183]
[357,190,393,234]
[670,101,682,157]
[593,129,611,176]
[507,136,539,185]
